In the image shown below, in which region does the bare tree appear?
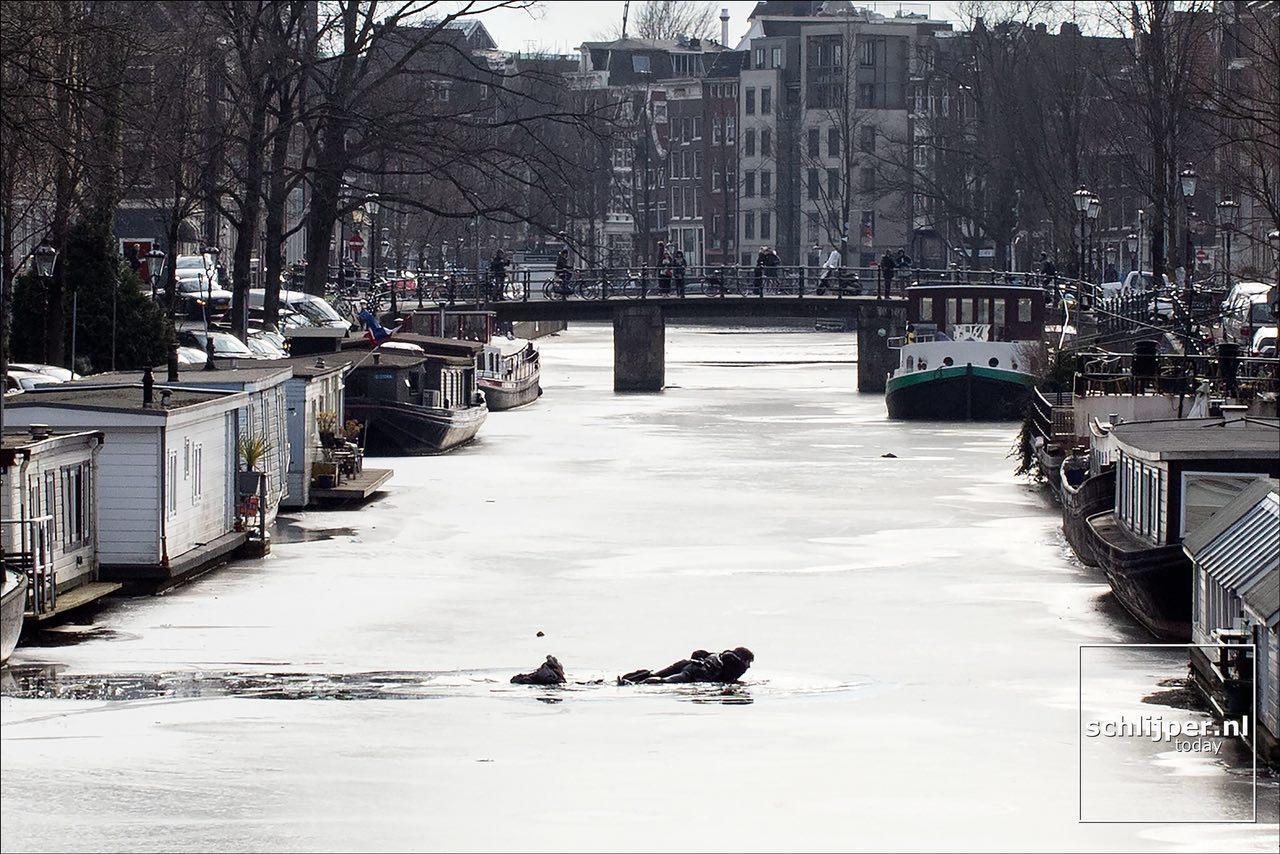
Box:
[603,1,721,42]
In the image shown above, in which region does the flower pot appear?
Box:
[238,470,265,496]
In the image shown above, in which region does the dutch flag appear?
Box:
[357,309,396,345]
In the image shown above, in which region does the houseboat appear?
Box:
[1084,417,1280,640]
[1183,479,1279,766]
[1,570,23,663]
[886,282,1046,420]
[404,310,542,410]
[1,427,112,623]
[83,366,293,527]
[341,347,487,455]
[6,383,252,587]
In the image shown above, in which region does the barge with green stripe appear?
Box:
[886,362,1036,420]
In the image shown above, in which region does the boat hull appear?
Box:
[479,373,541,411]
[1061,465,1115,567]
[1,571,26,664]
[886,364,1035,420]
[1085,511,1191,640]
[347,400,488,455]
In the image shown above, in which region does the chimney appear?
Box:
[720,7,729,46]
[143,366,154,406]
[373,352,381,365]
[29,423,52,440]
[160,389,173,408]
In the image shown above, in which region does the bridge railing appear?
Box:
[342,266,1076,310]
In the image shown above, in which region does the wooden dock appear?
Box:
[309,468,393,505]
[28,581,123,626]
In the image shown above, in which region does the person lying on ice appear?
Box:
[617,647,754,685]
[510,655,565,685]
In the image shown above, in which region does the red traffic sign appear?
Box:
[347,232,365,249]
[1194,249,1207,261]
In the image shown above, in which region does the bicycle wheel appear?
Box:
[578,280,601,300]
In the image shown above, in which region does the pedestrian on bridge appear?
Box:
[488,250,509,302]
[672,248,687,297]
[554,248,573,299]
[818,245,842,295]
[656,242,674,295]
[879,250,896,298]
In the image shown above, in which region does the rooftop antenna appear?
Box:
[621,0,630,39]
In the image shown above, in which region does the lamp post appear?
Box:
[1217,198,1240,294]
[1086,195,1101,282]
[201,245,219,370]
[336,183,351,294]
[1072,185,1091,280]
[364,193,383,313]
[1179,163,1197,282]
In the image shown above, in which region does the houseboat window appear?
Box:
[192,445,203,504]
[919,297,932,320]
[167,452,179,517]
[906,356,914,371]
[993,300,1005,328]
[947,298,958,326]
[1018,298,1032,322]
[988,357,998,367]
[42,472,56,539]
[1180,473,1265,538]
[977,299,989,324]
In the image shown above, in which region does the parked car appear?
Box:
[8,362,79,382]
[248,289,349,329]
[1221,281,1275,343]
[1252,325,1277,359]
[176,327,259,360]
[1122,271,1172,294]
[173,253,216,285]
[175,345,209,367]
[245,331,289,359]
[5,369,62,392]
[172,276,233,320]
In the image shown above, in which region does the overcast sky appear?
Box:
[476,1,971,56]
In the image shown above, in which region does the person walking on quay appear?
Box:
[818,245,841,295]
[879,250,896,298]
[1039,252,1059,306]
[672,248,687,297]
[488,249,509,301]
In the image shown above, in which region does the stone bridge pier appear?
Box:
[855,306,906,394]
[612,305,666,391]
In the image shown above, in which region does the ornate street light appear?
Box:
[146,248,166,300]
[33,240,58,278]
[1218,198,1240,291]
[199,245,220,370]
[1125,232,1138,274]
[1072,185,1091,280]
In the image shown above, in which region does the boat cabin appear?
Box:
[1109,417,1280,549]
[905,282,1046,343]
[1182,479,1279,764]
[344,349,481,411]
[1,427,105,617]
[6,384,250,585]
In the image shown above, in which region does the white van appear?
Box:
[1221,281,1274,343]
[248,289,350,329]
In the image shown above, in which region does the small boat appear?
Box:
[403,310,542,411]
[2,570,26,664]
[886,282,1045,420]
[1085,510,1192,640]
[343,347,488,455]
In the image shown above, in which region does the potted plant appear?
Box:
[317,410,342,448]
[237,434,271,496]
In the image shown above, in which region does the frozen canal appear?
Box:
[2,324,1276,852]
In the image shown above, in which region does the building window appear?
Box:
[633,55,651,73]
[760,170,772,196]
[858,84,874,108]
[947,298,958,325]
[712,168,722,191]
[827,168,839,198]
[745,87,756,115]
[725,116,735,142]
[828,127,840,157]
[744,211,755,239]
[808,128,819,158]
[744,128,755,156]
[761,211,771,239]
[808,168,820,199]
[167,451,179,517]
[860,39,876,66]
[761,87,772,114]
[771,46,782,68]
[860,167,875,192]
[993,299,1006,328]
[192,444,203,504]
[860,123,875,153]
[744,170,755,197]
[920,297,933,319]
[1018,298,1032,322]
[58,463,91,548]
[713,117,722,144]
[754,47,765,69]
[761,129,771,156]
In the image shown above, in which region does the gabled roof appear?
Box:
[1184,480,1279,610]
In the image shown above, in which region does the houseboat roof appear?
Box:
[1,428,104,466]
[5,384,241,416]
[82,365,293,390]
[258,354,352,379]
[1183,479,1279,610]
[346,350,432,371]
[1111,418,1280,461]
[1243,569,1278,623]
[341,332,484,356]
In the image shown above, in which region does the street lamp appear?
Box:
[146,248,166,300]
[33,240,59,278]
[336,183,352,293]
[1072,185,1091,280]
[1125,232,1138,275]
[365,193,387,313]
[1086,196,1100,281]
[200,245,219,370]
[1178,163,1197,277]
[1217,198,1240,292]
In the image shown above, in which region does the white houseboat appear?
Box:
[6,384,250,587]
[886,282,1046,420]
[1,427,112,625]
[405,310,542,410]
